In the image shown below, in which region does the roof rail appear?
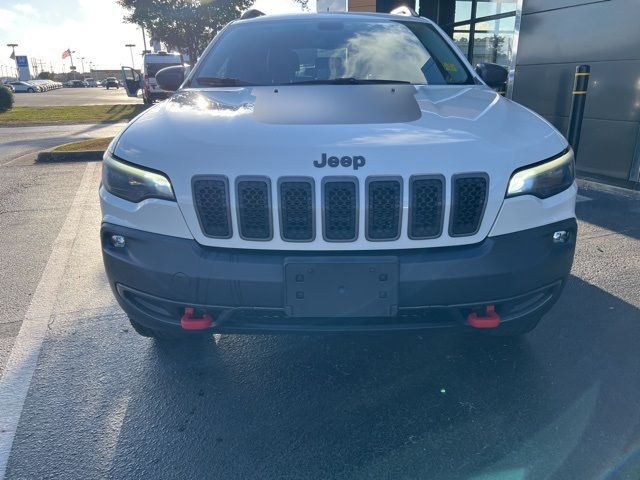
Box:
[240,9,265,20]
[390,6,419,17]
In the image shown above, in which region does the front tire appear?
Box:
[27,88,34,93]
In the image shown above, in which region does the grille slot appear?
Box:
[450,175,488,237]
[323,179,358,241]
[366,178,402,241]
[236,178,272,240]
[193,177,232,238]
[279,179,314,242]
[409,176,444,239]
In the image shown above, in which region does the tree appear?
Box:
[118,0,309,63]
[38,71,54,80]
[0,85,14,113]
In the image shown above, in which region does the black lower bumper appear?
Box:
[101,219,577,333]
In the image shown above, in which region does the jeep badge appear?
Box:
[314,153,366,170]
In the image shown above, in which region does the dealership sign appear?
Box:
[14,55,31,81]
[15,55,28,67]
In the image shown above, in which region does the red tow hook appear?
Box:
[467,305,501,329]
[180,307,213,330]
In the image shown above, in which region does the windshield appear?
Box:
[192,19,473,87]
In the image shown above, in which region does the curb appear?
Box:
[37,150,105,163]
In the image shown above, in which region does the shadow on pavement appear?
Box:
[577,183,640,241]
[7,274,640,480]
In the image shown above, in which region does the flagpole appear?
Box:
[68,49,76,79]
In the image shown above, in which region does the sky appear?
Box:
[0,0,324,74]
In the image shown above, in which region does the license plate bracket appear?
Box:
[284,257,398,317]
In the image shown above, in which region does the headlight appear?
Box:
[102,153,175,203]
[506,148,575,199]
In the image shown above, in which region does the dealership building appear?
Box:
[347,0,640,187]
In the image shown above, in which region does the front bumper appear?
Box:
[101,218,577,333]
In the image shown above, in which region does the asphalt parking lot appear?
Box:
[0,136,639,479]
[11,87,140,107]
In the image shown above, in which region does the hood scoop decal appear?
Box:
[252,84,421,125]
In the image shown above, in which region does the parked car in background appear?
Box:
[104,77,120,89]
[30,80,50,91]
[2,82,15,93]
[25,79,62,91]
[9,81,38,93]
[84,78,98,87]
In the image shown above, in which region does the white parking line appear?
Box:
[0,150,39,167]
[0,162,98,479]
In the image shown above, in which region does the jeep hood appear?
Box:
[114,84,567,174]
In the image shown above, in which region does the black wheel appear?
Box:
[128,317,210,342]
[489,314,542,336]
[27,88,34,93]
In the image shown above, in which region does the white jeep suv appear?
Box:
[100,10,577,339]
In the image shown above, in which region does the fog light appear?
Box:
[553,230,570,244]
[110,235,126,248]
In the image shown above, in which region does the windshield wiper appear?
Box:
[291,78,411,85]
[195,77,254,87]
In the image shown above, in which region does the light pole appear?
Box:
[7,43,18,58]
[125,44,136,69]
[80,57,86,75]
[7,43,18,79]
[141,27,148,53]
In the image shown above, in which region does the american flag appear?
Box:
[61,49,71,59]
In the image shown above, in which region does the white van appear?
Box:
[122,52,182,104]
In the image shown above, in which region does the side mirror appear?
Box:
[475,63,508,89]
[156,65,185,92]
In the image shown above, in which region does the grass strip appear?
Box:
[0,104,148,125]
[53,137,114,152]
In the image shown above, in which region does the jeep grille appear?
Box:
[192,174,488,243]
